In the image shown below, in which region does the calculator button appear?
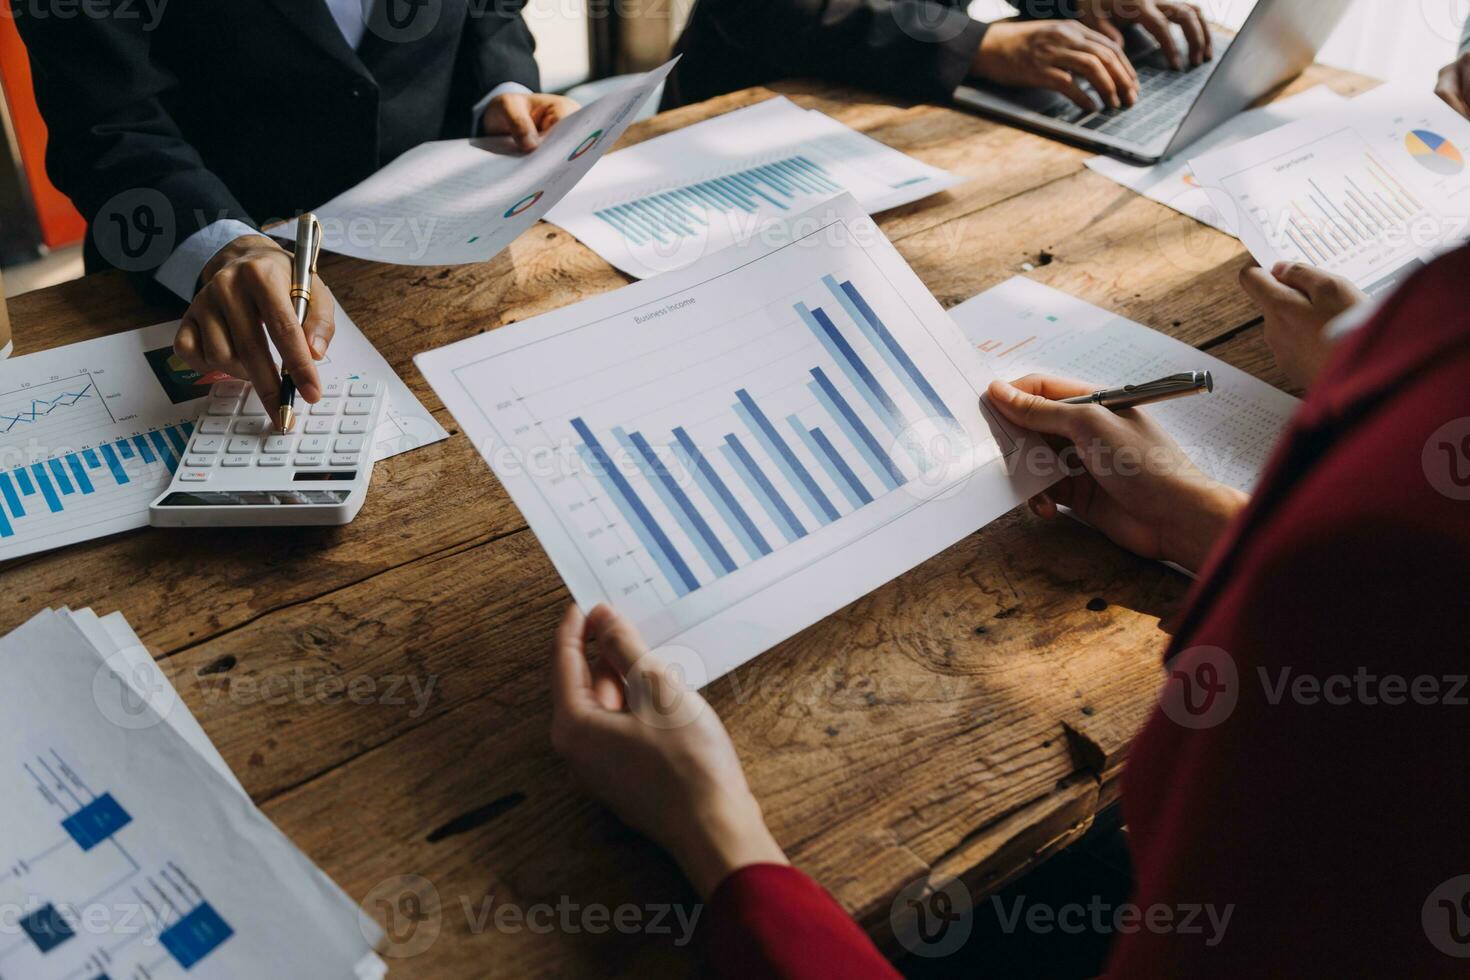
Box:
[294,454,324,468]
[206,398,239,415]
[321,381,344,397]
[348,381,379,397]
[329,454,358,467]
[305,418,333,434]
[343,398,373,416]
[233,418,269,434]
[337,417,369,434]
[199,417,231,434]
[222,455,251,467]
[242,391,268,416]
[190,436,223,453]
[212,380,247,397]
[226,437,259,454]
[180,469,211,482]
[264,435,294,453]
[310,399,340,415]
[333,436,364,453]
[257,455,289,467]
[183,455,216,467]
[300,435,329,453]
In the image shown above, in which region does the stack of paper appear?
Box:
[545,97,965,279]
[0,608,385,978]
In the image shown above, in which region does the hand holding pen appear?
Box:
[172,216,336,432]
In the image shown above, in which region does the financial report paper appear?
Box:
[545,97,964,280]
[417,195,1055,682]
[1189,83,1470,296]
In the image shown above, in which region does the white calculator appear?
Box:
[148,378,385,527]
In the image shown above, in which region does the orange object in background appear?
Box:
[0,0,86,249]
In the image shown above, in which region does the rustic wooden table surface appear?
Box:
[5,63,1372,977]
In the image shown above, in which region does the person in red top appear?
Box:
[547,247,1470,976]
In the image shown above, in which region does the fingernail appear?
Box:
[311,336,327,358]
[1272,261,1289,276]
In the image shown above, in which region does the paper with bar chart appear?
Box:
[303,59,675,265]
[1190,84,1470,295]
[0,310,442,561]
[545,97,964,280]
[418,196,1053,679]
[0,608,382,979]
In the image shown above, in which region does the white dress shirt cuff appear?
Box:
[154,218,260,301]
[472,81,533,135]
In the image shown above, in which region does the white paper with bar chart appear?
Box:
[417,195,1054,680]
[1189,83,1470,297]
[544,97,964,280]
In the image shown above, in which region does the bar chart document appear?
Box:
[1189,84,1470,295]
[952,277,1299,493]
[1085,86,1346,237]
[0,309,444,561]
[545,97,964,280]
[306,60,675,265]
[0,608,383,979]
[418,195,1053,680]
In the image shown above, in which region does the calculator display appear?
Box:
[155,491,352,507]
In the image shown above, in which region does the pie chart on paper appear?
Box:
[1406,129,1465,176]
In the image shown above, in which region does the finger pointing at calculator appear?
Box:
[173,234,336,416]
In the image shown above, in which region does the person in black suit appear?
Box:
[14,0,574,416]
[663,0,1210,111]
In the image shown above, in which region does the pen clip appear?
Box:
[306,213,322,275]
[1125,372,1205,396]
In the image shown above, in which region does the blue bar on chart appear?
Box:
[826,276,956,424]
[0,473,23,519]
[796,301,908,441]
[808,367,905,491]
[570,416,700,598]
[14,467,34,495]
[593,155,844,245]
[616,428,738,578]
[670,427,771,562]
[65,454,94,494]
[46,458,74,495]
[100,443,129,484]
[733,389,840,526]
[789,418,872,510]
[720,435,806,545]
[29,463,62,513]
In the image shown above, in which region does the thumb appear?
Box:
[1271,261,1338,301]
[500,96,540,151]
[1239,264,1305,308]
[986,378,1089,440]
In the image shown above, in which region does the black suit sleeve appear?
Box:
[13,2,253,276]
[465,0,541,93]
[665,0,1076,107]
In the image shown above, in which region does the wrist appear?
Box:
[670,790,787,899]
[1162,479,1247,573]
[201,234,281,283]
[971,21,1015,78]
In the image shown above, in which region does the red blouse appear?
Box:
[704,247,1470,977]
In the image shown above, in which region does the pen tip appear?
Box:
[278,405,295,432]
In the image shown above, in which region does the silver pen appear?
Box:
[280,212,323,432]
[1060,370,1214,410]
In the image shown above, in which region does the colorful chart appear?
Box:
[568,129,604,161]
[503,190,545,218]
[1406,129,1464,176]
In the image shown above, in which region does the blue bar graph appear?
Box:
[148,430,176,470]
[117,438,134,459]
[15,468,34,495]
[593,155,844,245]
[734,389,840,525]
[100,443,129,485]
[130,435,154,463]
[671,427,770,561]
[82,448,101,469]
[565,276,957,600]
[570,417,700,596]
[165,426,189,455]
[0,473,23,519]
[723,434,806,543]
[65,454,94,494]
[47,458,74,495]
[30,463,62,513]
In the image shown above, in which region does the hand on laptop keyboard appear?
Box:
[1078,0,1213,70]
[973,20,1139,111]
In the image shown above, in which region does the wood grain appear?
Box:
[2,63,1364,976]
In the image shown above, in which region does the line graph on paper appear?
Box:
[0,374,117,440]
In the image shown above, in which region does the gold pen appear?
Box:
[281,212,323,432]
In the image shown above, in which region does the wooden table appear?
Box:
[6,63,1372,977]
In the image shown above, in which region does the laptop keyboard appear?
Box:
[1043,29,1234,145]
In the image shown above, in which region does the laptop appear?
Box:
[953,0,1355,164]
